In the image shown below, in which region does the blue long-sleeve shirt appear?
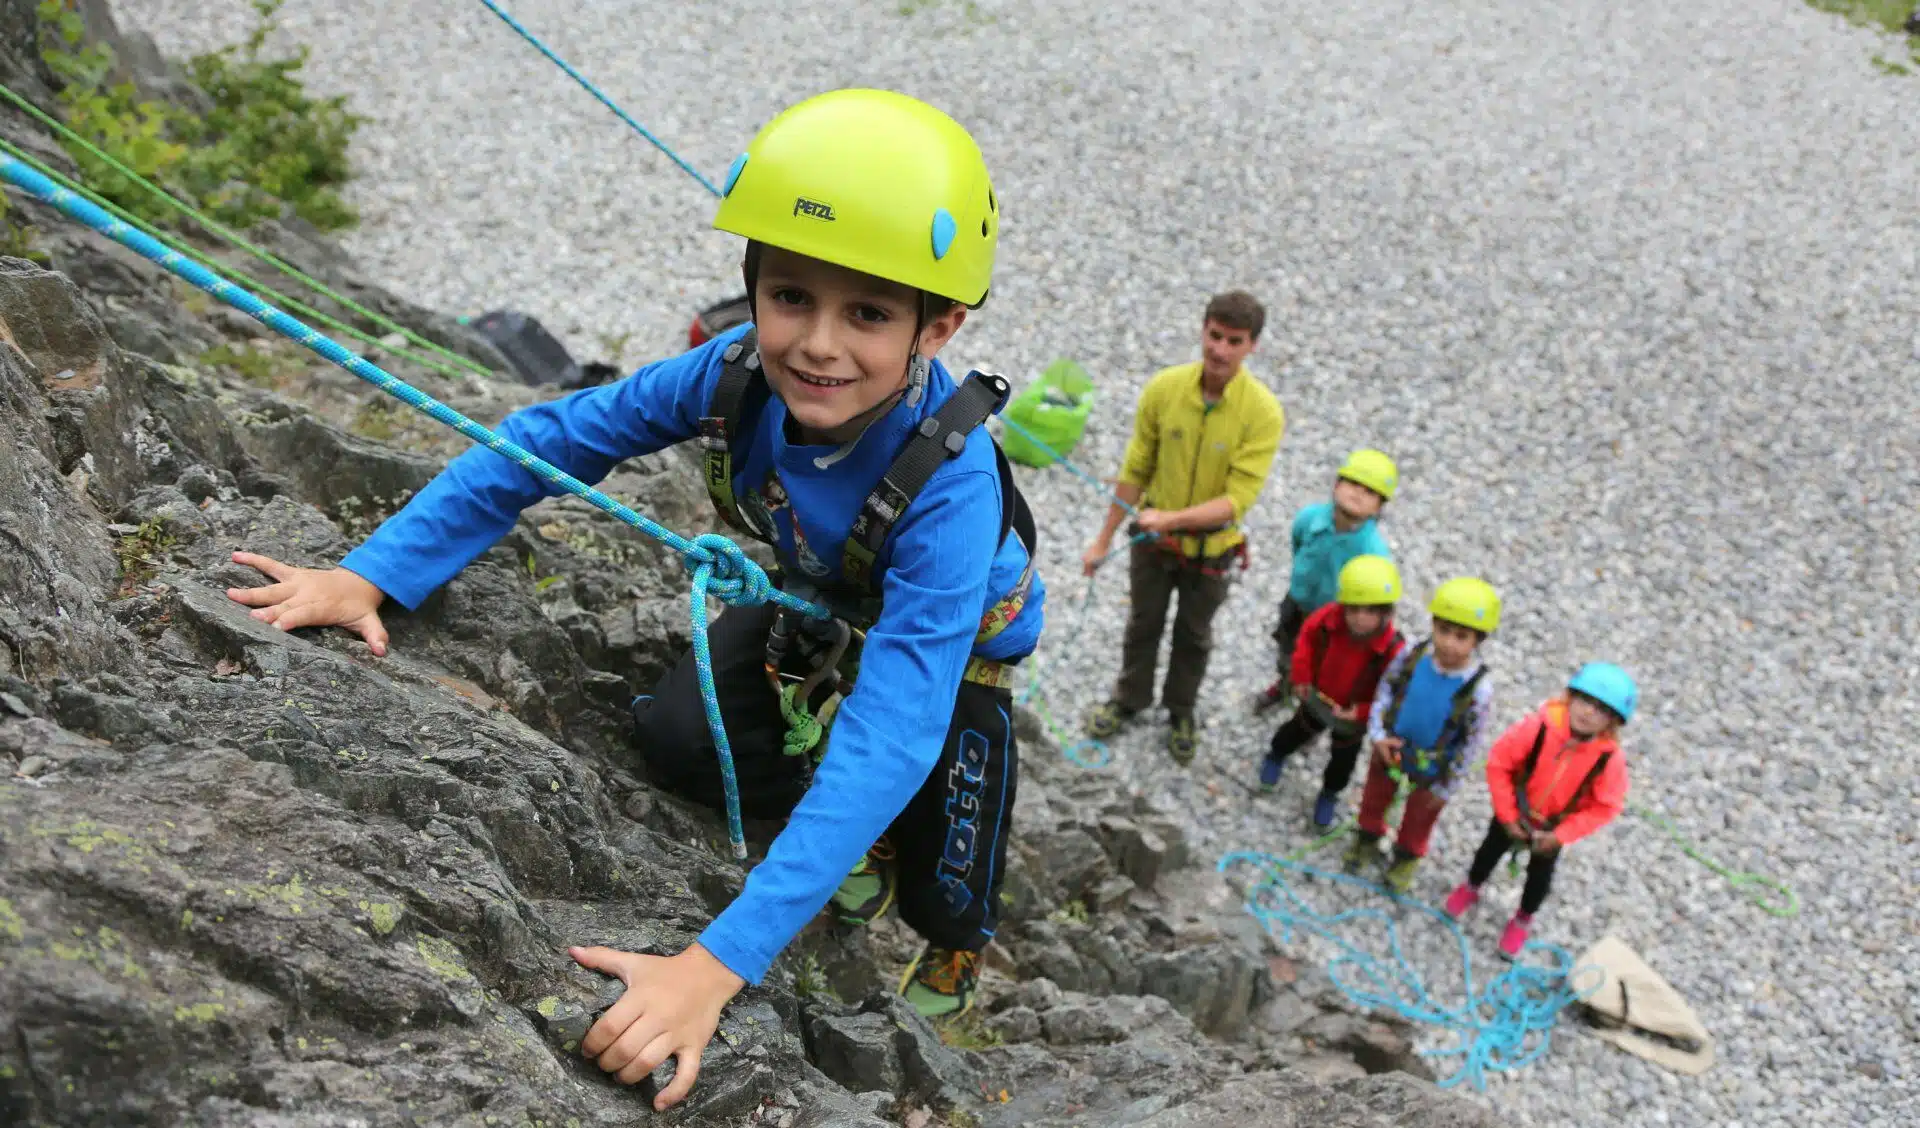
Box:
[1287,500,1392,612]
[340,323,1046,983]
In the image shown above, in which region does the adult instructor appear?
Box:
[1081,290,1285,764]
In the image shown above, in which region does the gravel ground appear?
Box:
[118,1,1920,1124]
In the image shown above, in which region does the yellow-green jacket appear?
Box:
[1119,362,1285,559]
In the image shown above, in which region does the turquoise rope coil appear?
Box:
[0,155,823,862]
[1217,850,1603,1090]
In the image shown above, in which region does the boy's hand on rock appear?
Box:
[224,551,391,656]
[572,943,744,1110]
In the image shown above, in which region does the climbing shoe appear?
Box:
[1385,855,1421,894]
[1312,790,1341,829]
[1498,912,1533,960]
[1341,833,1380,872]
[1443,882,1481,920]
[900,945,980,1018]
[1252,679,1292,713]
[1084,701,1138,740]
[1257,755,1285,794]
[1167,714,1199,765]
[830,838,897,926]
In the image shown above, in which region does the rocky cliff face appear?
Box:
[0,9,1501,1125]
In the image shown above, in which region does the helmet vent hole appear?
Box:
[981,219,989,237]
[987,187,996,212]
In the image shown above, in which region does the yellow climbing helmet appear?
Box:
[1429,576,1501,634]
[1337,448,1400,501]
[1336,555,1402,606]
[712,88,998,307]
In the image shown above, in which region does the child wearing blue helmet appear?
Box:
[1444,662,1636,959]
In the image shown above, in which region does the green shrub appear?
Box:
[37,0,364,230]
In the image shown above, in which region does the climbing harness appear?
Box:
[0,156,811,862]
[1376,638,1489,786]
[1510,710,1615,836]
[1217,849,1604,1091]
[695,328,1040,759]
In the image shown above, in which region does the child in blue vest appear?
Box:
[1255,448,1397,711]
[1343,577,1500,892]
[222,89,1044,1109]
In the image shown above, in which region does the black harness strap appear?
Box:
[699,329,772,543]
[842,369,1013,595]
[1379,637,1490,767]
[1514,714,1613,832]
[697,332,1034,621]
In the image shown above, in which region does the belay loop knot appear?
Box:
[684,533,774,607]
[778,683,825,759]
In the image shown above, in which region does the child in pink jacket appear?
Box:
[1443,663,1635,958]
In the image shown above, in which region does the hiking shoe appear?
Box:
[900,945,980,1018]
[1498,912,1533,960]
[830,838,897,926]
[1443,882,1481,920]
[1341,833,1380,871]
[1312,790,1341,829]
[1252,679,1292,713]
[1167,714,1199,765]
[1257,755,1285,794]
[1085,701,1138,740]
[1385,855,1421,894]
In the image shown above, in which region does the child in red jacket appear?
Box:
[1258,555,1406,828]
[1444,663,1637,959]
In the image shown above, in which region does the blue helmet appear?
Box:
[1568,662,1638,724]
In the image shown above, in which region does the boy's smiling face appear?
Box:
[752,246,965,444]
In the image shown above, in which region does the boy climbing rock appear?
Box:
[1080,291,1284,764]
[1343,576,1501,892]
[222,89,1044,1108]
[1254,448,1397,711]
[1445,663,1636,959]
[1257,554,1406,828]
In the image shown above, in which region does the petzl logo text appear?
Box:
[793,196,836,221]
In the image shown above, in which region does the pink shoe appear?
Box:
[1498,913,1533,960]
[1443,882,1480,920]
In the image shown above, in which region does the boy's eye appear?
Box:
[771,287,808,306]
[852,305,890,325]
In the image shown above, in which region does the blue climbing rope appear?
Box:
[1217,850,1602,1090]
[1014,577,1111,769]
[0,156,813,862]
[476,0,724,198]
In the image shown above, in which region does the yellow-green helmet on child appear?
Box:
[712,89,998,307]
[1429,576,1501,633]
[1336,555,1402,606]
[1337,448,1400,501]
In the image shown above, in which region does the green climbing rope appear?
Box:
[1628,803,1799,917]
[0,82,494,383]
